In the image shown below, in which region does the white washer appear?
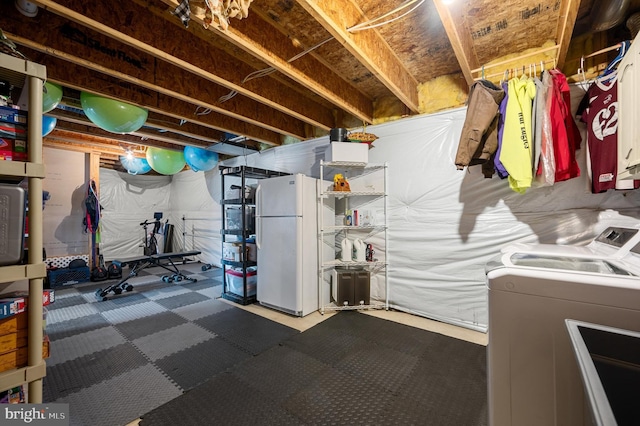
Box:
[486,224,640,426]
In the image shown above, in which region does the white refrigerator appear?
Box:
[256,174,333,316]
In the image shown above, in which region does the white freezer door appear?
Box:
[256,174,306,217]
[257,216,304,315]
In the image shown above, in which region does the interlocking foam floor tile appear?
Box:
[231,345,331,405]
[334,341,419,394]
[115,311,189,341]
[46,313,112,341]
[282,365,393,425]
[44,342,150,400]
[99,301,167,324]
[194,285,222,299]
[142,286,192,301]
[47,294,89,310]
[194,308,299,355]
[47,303,100,325]
[91,292,151,312]
[282,325,370,366]
[56,364,182,426]
[153,291,211,310]
[172,298,232,321]
[47,325,126,366]
[132,322,216,361]
[140,371,302,426]
[175,278,219,291]
[154,337,251,391]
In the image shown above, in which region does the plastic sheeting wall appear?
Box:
[99,85,640,332]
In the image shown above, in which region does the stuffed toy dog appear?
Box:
[333,173,351,192]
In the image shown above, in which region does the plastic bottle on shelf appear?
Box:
[353,238,366,262]
[340,238,352,262]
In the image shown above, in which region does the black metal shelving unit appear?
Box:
[220,166,289,305]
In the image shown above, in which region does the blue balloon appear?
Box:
[42,115,57,137]
[183,146,219,172]
[119,155,152,175]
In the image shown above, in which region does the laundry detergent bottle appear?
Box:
[341,238,353,262]
[353,238,366,262]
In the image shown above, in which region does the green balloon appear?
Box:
[146,147,186,175]
[42,82,63,113]
[80,91,148,134]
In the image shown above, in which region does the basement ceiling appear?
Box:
[1,0,639,171]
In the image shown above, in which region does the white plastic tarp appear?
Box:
[99,84,640,332]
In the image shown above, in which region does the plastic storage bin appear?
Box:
[225,268,257,296]
[324,142,368,163]
[0,184,25,266]
[225,206,255,231]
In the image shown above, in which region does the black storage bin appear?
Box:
[47,267,91,287]
[336,268,370,306]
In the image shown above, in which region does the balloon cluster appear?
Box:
[119,146,219,176]
[42,115,57,137]
[42,82,63,113]
[183,146,218,172]
[80,91,148,134]
[120,155,152,175]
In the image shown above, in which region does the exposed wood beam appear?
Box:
[0,13,308,139]
[295,0,419,114]
[44,129,156,157]
[21,49,283,145]
[49,118,191,150]
[432,0,478,86]
[158,0,375,123]
[555,0,581,69]
[31,0,337,132]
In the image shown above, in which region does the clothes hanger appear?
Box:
[601,40,630,77]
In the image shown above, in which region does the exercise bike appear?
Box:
[140,213,165,256]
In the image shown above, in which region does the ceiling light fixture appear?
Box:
[14,0,38,17]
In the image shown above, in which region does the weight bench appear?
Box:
[95,250,201,301]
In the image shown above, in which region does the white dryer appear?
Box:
[486,224,640,426]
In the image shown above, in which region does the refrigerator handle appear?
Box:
[255,185,261,217]
[255,184,261,249]
[256,216,261,249]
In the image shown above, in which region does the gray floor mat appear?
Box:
[141,311,488,426]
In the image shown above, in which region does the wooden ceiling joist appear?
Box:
[554,0,581,69]
[31,0,340,133]
[296,0,420,114]
[432,0,479,87]
[158,0,375,124]
[20,50,283,146]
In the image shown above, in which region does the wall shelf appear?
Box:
[0,52,46,402]
[317,160,389,314]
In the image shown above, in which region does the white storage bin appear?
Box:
[324,142,368,163]
[225,268,257,296]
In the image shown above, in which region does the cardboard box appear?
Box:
[0,329,27,355]
[12,139,27,162]
[246,243,257,262]
[0,298,26,320]
[225,268,257,296]
[324,142,368,163]
[222,242,243,262]
[0,106,26,124]
[0,312,28,336]
[0,335,49,374]
[0,137,13,160]
[0,121,26,140]
[222,242,257,262]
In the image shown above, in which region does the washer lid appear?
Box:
[507,253,635,275]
